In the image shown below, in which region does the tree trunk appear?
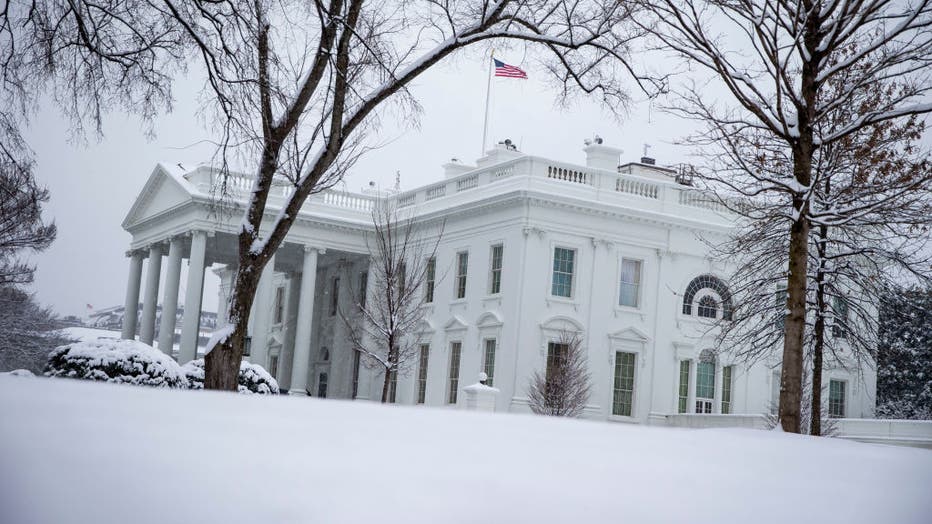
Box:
[811,224,829,436]
[780,145,813,433]
[205,261,263,390]
[381,368,391,403]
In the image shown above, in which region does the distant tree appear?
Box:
[645,0,932,432]
[0,135,57,286]
[342,202,442,403]
[527,332,591,417]
[876,284,932,420]
[0,286,71,373]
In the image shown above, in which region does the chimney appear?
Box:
[476,138,524,168]
[442,158,475,179]
[583,138,623,171]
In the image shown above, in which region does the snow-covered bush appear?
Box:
[1,369,35,377]
[44,338,188,388]
[181,358,279,395]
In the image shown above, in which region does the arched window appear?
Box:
[697,296,718,319]
[682,274,733,320]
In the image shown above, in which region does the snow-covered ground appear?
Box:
[1,376,930,524]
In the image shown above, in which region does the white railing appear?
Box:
[456,174,479,192]
[616,177,659,199]
[320,191,376,211]
[183,157,735,221]
[678,189,727,212]
[397,193,416,208]
[546,164,592,185]
[425,184,447,201]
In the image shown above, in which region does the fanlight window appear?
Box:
[697,296,719,319]
[682,274,733,321]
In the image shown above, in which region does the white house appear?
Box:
[120,139,876,422]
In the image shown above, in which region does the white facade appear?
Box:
[121,141,876,421]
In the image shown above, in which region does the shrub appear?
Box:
[44,338,188,388]
[181,358,279,394]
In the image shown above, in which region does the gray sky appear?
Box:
[25,51,700,318]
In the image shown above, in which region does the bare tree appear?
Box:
[0,286,73,373]
[527,331,591,417]
[3,0,660,390]
[341,201,442,403]
[643,0,932,432]
[706,43,932,434]
[0,111,57,286]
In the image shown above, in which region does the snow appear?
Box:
[1,377,930,523]
[60,326,122,342]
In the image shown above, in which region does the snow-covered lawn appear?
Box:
[1,376,930,524]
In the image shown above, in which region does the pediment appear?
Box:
[540,315,584,332]
[443,315,468,331]
[416,319,436,333]
[122,163,196,230]
[476,311,503,328]
[608,327,650,343]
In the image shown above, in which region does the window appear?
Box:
[388,370,398,403]
[416,344,430,404]
[351,351,360,400]
[551,247,576,298]
[455,252,469,299]
[244,336,252,357]
[678,361,690,414]
[483,339,497,386]
[319,347,330,362]
[317,372,328,398]
[330,277,340,316]
[697,295,718,319]
[696,359,715,414]
[269,354,279,379]
[682,274,733,320]
[546,342,569,381]
[721,365,734,414]
[359,271,368,309]
[775,285,788,331]
[619,259,642,308]
[424,257,436,303]
[447,342,462,404]
[829,379,846,418]
[612,352,636,416]
[489,244,504,295]
[832,296,848,339]
[274,286,285,324]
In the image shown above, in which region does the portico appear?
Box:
[121,163,376,396]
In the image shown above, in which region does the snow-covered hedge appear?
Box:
[44,339,188,388]
[181,358,280,395]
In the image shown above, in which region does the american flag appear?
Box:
[493,59,527,79]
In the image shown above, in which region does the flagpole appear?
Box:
[481,49,494,157]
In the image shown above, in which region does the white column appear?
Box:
[179,231,207,364]
[687,358,698,414]
[354,259,376,400]
[248,254,276,368]
[290,247,321,395]
[278,272,302,391]
[157,237,184,356]
[121,251,145,340]
[139,244,163,345]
